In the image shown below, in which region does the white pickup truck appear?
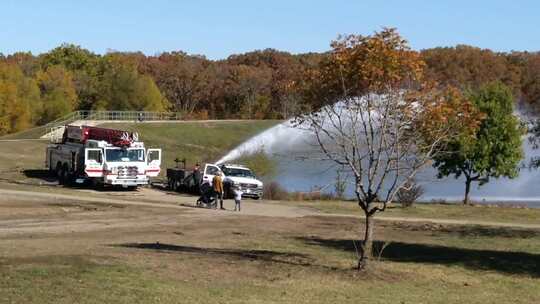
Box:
[201,163,264,199]
[46,125,161,189]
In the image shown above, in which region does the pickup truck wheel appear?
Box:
[223,186,230,199]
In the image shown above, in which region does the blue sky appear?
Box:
[1,0,538,59]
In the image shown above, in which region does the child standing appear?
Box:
[234,186,243,212]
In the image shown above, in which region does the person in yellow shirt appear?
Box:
[212,172,224,210]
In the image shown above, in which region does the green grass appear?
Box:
[0,125,50,140]
[102,121,279,174]
[383,202,540,224]
[0,140,50,181]
[0,256,183,304]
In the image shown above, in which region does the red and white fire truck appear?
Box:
[45,125,161,188]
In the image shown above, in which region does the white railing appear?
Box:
[43,111,183,139]
[75,111,183,122]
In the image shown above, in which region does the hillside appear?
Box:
[0,120,279,182]
[100,120,279,170]
[0,125,51,140]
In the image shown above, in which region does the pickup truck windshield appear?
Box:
[106,149,145,162]
[222,168,254,178]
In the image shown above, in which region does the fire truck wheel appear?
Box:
[58,168,67,185]
[63,164,73,185]
[55,163,64,184]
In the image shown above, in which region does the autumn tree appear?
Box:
[40,44,101,110]
[433,82,524,204]
[228,49,307,118]
[142,52,209,115]
[421,45,516,91]
[227,64,272,118]
[36,65,78,123]
[96,54,169,111]
[297,29,480,270]
[520,53,540,108]
[5,52,41,77]
[0,62,40,134]
[199,62,230,118]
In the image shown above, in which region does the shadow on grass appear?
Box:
[22,169,57,183]
[21,169,141,192]
[440,226,540,239]
[178,203,213,210]
[115,242,316,267]
[392,222,540,239]
[298,236,540,277]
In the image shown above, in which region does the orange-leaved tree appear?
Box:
[296,28,482,270]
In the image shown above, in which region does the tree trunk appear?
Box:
[358,214,374,270]
[463,177,472,205]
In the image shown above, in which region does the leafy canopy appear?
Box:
[433,82,524,182]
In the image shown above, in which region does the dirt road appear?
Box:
[1,187,539,239]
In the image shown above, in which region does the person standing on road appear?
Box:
[234,186,243,212]
[192,163,201,188]
[212,172,224,210]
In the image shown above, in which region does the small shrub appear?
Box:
[396,179,424,208]
[430,198,447,204]
[263,181,289,200]
[319,192,337,200]
[262,183,340,201]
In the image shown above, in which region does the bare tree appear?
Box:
[295,29,480,270]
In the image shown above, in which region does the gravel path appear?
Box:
[1,187,540,232]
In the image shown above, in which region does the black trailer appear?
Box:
[166,159,201,193]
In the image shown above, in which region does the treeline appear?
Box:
[1,43,539,135]
[422,45,540,106]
